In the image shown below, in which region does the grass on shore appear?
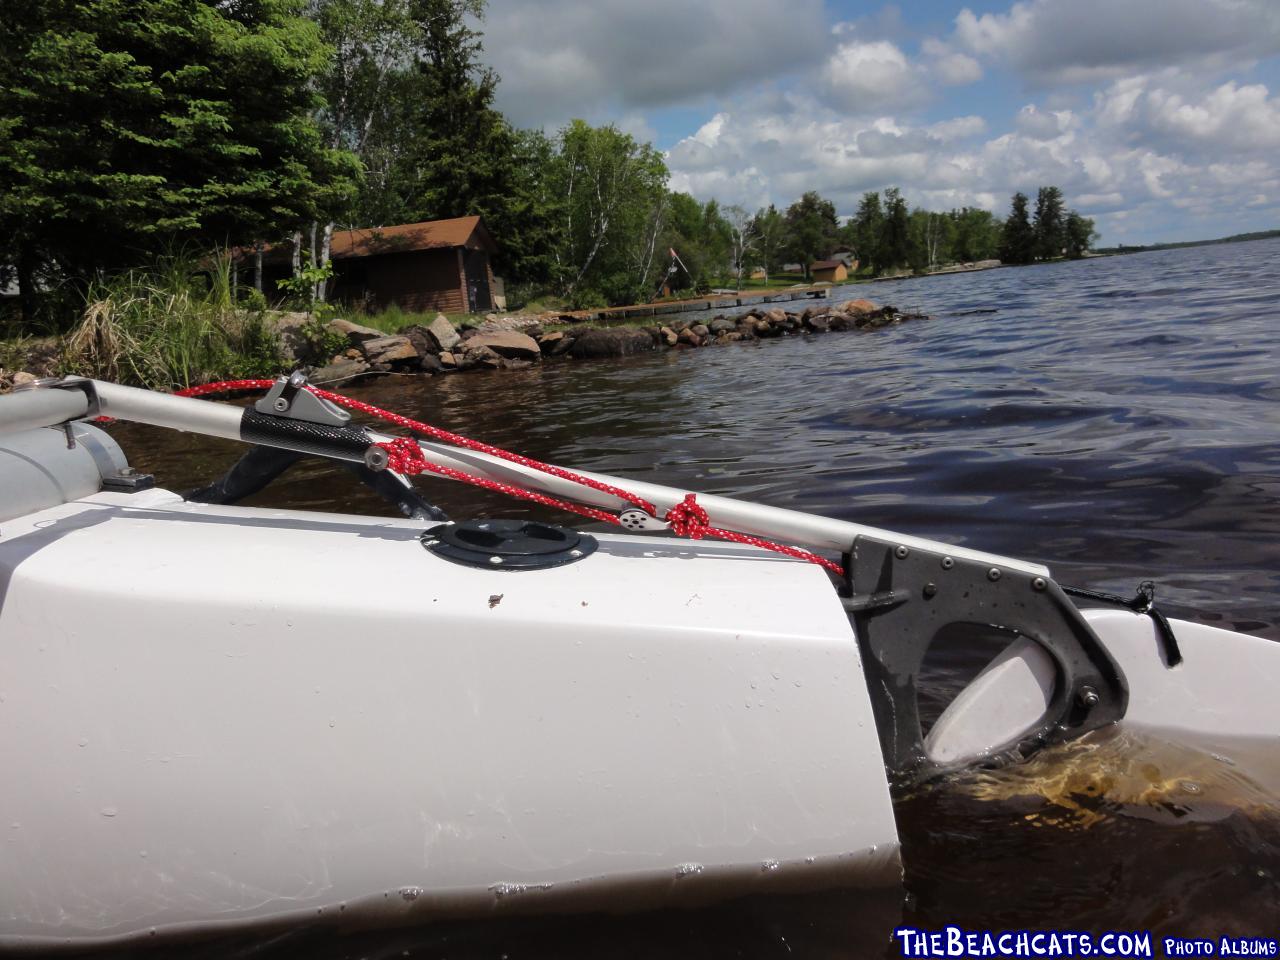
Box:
[63,256,282,390]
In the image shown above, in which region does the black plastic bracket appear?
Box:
[847,536,1128,783]
[422,519,598,571]
[254,372,350,427]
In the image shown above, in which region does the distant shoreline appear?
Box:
[1093,228,1279,257]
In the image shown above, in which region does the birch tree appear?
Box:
[724,205,758,290]
[550,121,668,306]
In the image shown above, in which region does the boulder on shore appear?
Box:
[329,318,385,344]
[568,327,655,359]
[464,331,541,362]
[311,357,371,383]
[842,298,877,315]
[459,343,503,370]
[426,313,461,351]
[360,335,419,366]
[270,311,312,361]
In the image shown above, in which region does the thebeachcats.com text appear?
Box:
[894,926,1279,958]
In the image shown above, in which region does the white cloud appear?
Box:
[471,0,1280,243]
[663,74,1280,245]
[820,35,930,111]
[1094,75,1280,155]
[1014,104,1077,140]
[482,0,828,127]
[1145,81,1280,152]
[950,0,1280,86]
[928,115,988,141]
[921,38,983,86]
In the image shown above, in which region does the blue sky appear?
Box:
[479,0,1280,245]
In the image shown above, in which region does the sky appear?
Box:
[476,0,1280,246]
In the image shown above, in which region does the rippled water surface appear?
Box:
[111,239,1280,956]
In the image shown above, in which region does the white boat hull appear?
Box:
[0,486,899,949]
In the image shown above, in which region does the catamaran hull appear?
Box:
[0,484,900,949]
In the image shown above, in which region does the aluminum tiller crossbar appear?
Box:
[3,379,1050,577]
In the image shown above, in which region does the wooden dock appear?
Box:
[562,286,830,324]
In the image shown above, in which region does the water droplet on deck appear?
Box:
[761,859,780,872]
[78,738,89,747]
[400,886,422,901]
[675,862,703,878]
[100,806,118,818]
[329,719,336,728]
[139,850,148,858]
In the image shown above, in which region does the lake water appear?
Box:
[111,238,1280,956]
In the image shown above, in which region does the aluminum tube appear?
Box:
[0,388,91,435]
[92,381,244,442]
[397,437,1051,578]
[20,379,1048,578]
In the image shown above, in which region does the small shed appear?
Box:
[810,260,848,283]
[244,216,500,314]
[329,216,498,314]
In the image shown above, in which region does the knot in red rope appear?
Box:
[665,493,711,540]
[381,437,426,474]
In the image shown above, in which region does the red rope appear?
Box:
[174,379,845,577]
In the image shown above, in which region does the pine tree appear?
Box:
[1000,193,1035,265]
[852,191,884,274]
[879,187,911,270]
[0,0,353,322]
[1033,185,1066,261]
[782,192,838,279]
[1064,211,1097,259]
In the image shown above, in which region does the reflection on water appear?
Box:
[102,240,1280,954]
[897,725,1280,939]
[945,725,1280,829]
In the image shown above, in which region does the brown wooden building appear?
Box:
[329,216,498,314]
[810,259,849,283]
[247,216,499,314]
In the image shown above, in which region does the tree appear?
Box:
[549,120,668,306]
[879,187,911,270]
[1000,193,1035,265]
[307,0,418,294]
[661,192,730,294]
[949,207,1002,262]
[782,191,838,279]
[1033,185,1066,261]
[850,192,884,274]
[1064,210,1098,259]
[908,209,952,273]
[0,0,354,323]
[723,205,757,290]
[749,205,785,283]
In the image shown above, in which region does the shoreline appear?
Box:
[0,296,923,394]
[303,297,922,386]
